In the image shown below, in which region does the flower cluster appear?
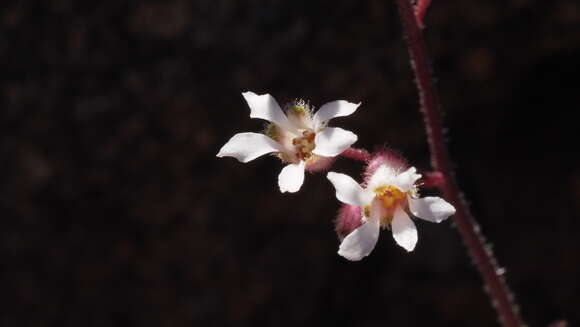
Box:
[217,92,455,260]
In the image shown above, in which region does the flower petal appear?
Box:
[391,207,418,252]
[217,132,282,163]
[242,91,293,130]
[327,172,373,206]
[369,197,386,221]
[312,127,358,157]
[409,197,455,223]
[391,167,422,192]
[278,161,306,193]
[338,214,380,261]
[313,100,360,130]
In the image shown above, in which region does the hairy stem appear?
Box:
[340,147,371,162]
[394,0,524,326]
[414,0,432,28]
[420,171,444,188]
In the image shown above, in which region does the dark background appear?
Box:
[1,0,579,326]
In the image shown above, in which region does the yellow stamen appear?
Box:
[290,104,307,116]
[264,124,279,141]
[372,185,408,227]
[374,185,406,209]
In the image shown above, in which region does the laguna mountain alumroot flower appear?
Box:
[217,92,360,193]
[327,163,456,261]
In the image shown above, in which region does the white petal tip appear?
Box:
[216,149,233,159]
[337,250,364,261]
[241,91,256,97]
[215,148,246,162]
[313,100,361,129]
[326,172,371,206]
[409,197,456,223]
[278,162,305,193]
[279,186,299,193]
[391,208,418,252]
[396,238,417,252]
[216,133,282,163]
[278,184,302,193]
[336,217,380,262]
[312,127,358,157]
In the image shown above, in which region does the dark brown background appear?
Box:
[1,1,579,326]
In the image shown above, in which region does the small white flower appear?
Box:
[327,164,456,260]
[217,91,360,193]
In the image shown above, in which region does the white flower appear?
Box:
[217,91,360,193]
[327,164,456,260]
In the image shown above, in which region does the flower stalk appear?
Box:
[340,147,371,162]
[420,171,444,188]
[413,0,432,28]
[394,0,525,326]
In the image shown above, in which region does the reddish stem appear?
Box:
[414,0,432,28]
[420,171,444,188]
[394,0,524,326]
[340,147,371,162]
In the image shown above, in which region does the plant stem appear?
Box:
[420,171,444,188]
[340,147,371,162]
[394,1,525,326]
[413,0,432,28]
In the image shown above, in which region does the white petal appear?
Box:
[278,161,306,193]
[367,165,398,191]
[369,197,386,221]
[409,197,455,223]
[391,207,418,252]
[217,132,282,163]
[242,92,293,130]
[313,100,360,130]
[312,127,358,157]
[327,172,373,206]
[391,167,422,192]
[338,215,380,261]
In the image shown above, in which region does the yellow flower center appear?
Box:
[374,185,406,209]
[371,185,408,227]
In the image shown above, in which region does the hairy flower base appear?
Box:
[364,149,408,180]
[335,204,363,241]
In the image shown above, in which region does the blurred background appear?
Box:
[1,0,579,326]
